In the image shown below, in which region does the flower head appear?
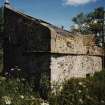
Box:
[78,82,83,86]
[21,78,26,81]
[78,90,82,93]
[5,72,9,75]
[10,68,14,71]
[17,68,21,71]
[79,98,83,104]
[2,96,12,105]
[31,96,35,100]
[20,95,24,99]
[101,100,105,103]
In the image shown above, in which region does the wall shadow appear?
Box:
[3,7,51,99]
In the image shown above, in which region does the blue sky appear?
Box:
[0,0,105,30]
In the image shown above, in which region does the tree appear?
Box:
[72,12,89,34]
[87,7,104,46]
[71,7,105,46]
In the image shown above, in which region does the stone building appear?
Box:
[2,2,104,86]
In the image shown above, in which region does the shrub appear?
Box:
[0,65,51,105]
[0,76,41,105]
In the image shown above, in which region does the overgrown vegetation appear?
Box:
[49,70,105,105]
[0,77,41,105]
[71,7,105,47]
[0,72,105,105]
[0,67,49,105]
[0,70,105,105]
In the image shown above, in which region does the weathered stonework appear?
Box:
[51,55,102,83]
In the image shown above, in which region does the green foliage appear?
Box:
[0,7,4,61]
[72,7,105,47]
[0,66,44,105]
[72,12,90,34]
[72,12,87,26]
[49,70,105,105]
[39,72,50,99]
[0,68,105,105]
[0,48,3,72]
[0,76,42,105]
[72,7,104,35]
[0,65,50,105]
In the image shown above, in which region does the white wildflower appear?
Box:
[83,85,86,88]
[16,78,20,82]
[21,78,26,81]
[101,100,105,103]
[2,96,12,105]
[79,98,83,104]
[78,90,82,93]
[15,66,18,68]
[86,95,91,99]
[41,101,49,105]
[78,82,83,86]
[0,77,6,81]
[5,72,8,75]
[30,96,35,100]
[59,86,63,91]
[20,95,24,99]
[17,68,21,71]
[10,68,14,71]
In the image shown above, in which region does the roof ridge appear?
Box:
[4,4,73,36]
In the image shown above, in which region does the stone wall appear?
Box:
[49,29,103,84]
[50,33,103,56]
[4,6,51,72]
[51,54,102,84]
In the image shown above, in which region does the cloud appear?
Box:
[64,0,96,6]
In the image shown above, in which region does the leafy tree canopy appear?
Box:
[71,7,105,47]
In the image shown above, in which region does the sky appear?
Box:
[0,0,105,30]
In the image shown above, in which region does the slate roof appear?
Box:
[4,3,73,37]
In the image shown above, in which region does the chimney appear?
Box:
[4,0,11,8]
[4,0,10,5]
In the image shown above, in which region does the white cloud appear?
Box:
[64,0,96,6]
